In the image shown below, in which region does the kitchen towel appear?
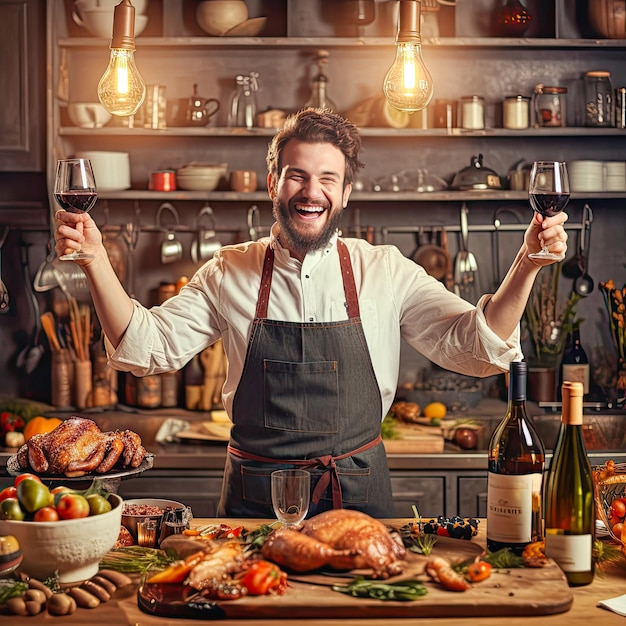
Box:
[598,594,626,617]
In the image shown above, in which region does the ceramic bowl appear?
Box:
[223,16,267,37]
[177,162,227,191]
[73,8,148,38]
[67,102,112,128]
[195,0,249,36]
[121,498,186,541]
[0,494,122,584]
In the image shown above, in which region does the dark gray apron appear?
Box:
[217,239,393,518]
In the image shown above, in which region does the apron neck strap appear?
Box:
[255,239,361,320]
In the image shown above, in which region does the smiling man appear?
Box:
[54,107,568,519]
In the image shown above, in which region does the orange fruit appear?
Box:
[23,416,62,441]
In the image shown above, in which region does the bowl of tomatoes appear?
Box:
[0,473,122,584]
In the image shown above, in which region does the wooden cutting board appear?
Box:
[139,535,573,619]
[383,422,445,454]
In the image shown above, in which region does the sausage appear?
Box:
[97,569,133,588]
[26,577,53,598]
[68,586,101,608]
[91,574,117,595]
[81,580,111,602]
[47,592,77,616]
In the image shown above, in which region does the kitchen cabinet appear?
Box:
[0,0,45,172]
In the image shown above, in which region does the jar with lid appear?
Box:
[503,95,530,130]
[460,95,485,130]
[534,85,567,127]
[583,70,614,127]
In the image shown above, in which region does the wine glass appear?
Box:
[528,161,569,261]
[54,158,97,261]
[271,469,310,526]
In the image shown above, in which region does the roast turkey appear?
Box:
[262,509,406,578]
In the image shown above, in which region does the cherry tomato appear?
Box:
[238,560,288,595]
[56,493,90,520]
[466,560,492,582]
[0,486,17,503]
[34,506,60,522]
[609,498,626,520]
[14,473,42,488]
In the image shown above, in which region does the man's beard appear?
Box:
[272,197,344,255]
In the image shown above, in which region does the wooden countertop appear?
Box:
[3,519,624,626]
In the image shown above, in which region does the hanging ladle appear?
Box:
[572,204,594,297]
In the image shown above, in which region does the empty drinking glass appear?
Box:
[271,469,310,526]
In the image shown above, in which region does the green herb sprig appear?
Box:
[98,546,175,574]
[332,577,427,601]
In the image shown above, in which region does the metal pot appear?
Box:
[451,154,503,190]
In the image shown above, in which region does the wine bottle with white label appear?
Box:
[544,381,595,586]
[487,361,545,555]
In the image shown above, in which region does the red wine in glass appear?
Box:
[528,161,569,261]
[55,158,97,261]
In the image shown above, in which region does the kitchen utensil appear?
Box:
[440,226,454,291]
[247,205,260,241]
[16,241,44,373]
[453,203,480,303]
[573,205,594,297]
[67,102,111,128]
[75,151,130,191]
[413,228,448,281]
[227,72,259,128]
[185,84,220,127]
[0,227,10,313]
[223,16,267,37]
[191,204,222,263]
[451,154,502,190]
[157,203,183,264]
[491,207,523,289]
[195,0,249,36]
[176,162,227,191]
[229,169,257,192]
[533,84,567,127]
[149,170,177,191]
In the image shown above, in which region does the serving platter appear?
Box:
[6,451,155,482]
[136,533,573,619]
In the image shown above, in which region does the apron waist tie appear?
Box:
[227,435,383,510]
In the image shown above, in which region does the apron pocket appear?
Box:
[264,359,339,433]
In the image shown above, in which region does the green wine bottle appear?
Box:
[544,381,595,586]
[487,361,545,555]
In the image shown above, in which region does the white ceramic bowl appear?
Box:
[75,151,131,191]
[195,0,249,36]
[0,493,122,584]
[73,8,148,38]
[68,102,112,128]
[177,162,227,191]
[74,0,149,15]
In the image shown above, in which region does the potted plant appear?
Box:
[523,264,581,402]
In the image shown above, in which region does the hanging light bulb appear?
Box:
[97,0,146,117]
[383,0,433,113]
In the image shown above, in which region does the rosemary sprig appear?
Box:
[332,577,427,601]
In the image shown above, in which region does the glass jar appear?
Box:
[584,70,614,127]
[534,85,567,127]
[616,87,626,129]
[503,95,530,129]
[460,95,485,130]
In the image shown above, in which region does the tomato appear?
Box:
[609,498,626,520]
[34,506,60,522]
[56,493,90,520]
[14,473,42,488]
[86,494,112,516]
[0,486,17,502]
[17,479,51,513]
[0,412,25,435]
[238,560,288,596]
[465,560,492,582]
[51,486,73,496]
[0,498,25,521]
[612,522,624,537]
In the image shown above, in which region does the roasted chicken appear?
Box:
[186,540,245,591]
[262,509,406,578]
[16,416,147,477]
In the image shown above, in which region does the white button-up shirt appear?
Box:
[107,225,522,419]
